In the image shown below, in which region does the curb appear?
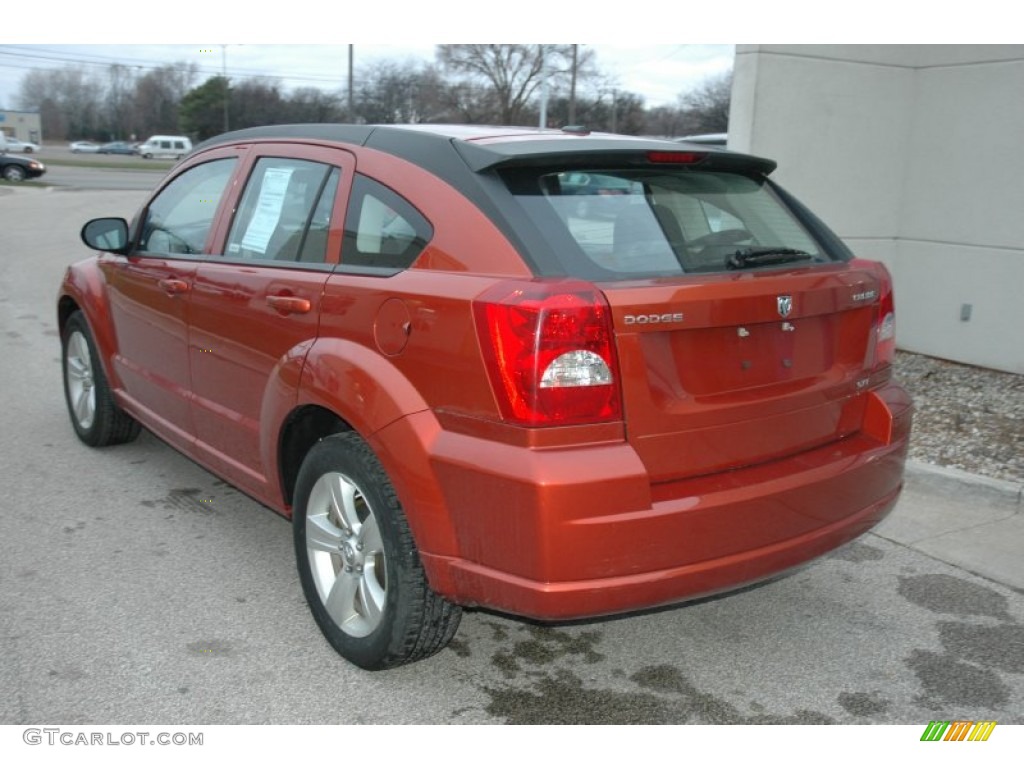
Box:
[905,459,1023,508]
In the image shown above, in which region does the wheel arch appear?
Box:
[279,338,461,566]
[278,404,351,509]
[57,262,123,391]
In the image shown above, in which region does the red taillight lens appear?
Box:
[875,274,896,366]
[646,151,705,164]
[851,259,896,368]
[473,281,622,427]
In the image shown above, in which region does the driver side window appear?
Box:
[138,158,237,255]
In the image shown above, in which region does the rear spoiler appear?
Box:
[452,136,777,176]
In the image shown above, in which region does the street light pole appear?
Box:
[569,44,578,125]
[221,45,229,132]
[538,45,548,129]
[348,45,354,120]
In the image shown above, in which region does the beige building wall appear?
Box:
[0,110,43,143]
[730,45,1024,374]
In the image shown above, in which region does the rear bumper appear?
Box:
[412,383,912,620]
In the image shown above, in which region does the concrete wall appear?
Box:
[730,45,1024,374]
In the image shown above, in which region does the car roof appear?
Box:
[187,124,780,281]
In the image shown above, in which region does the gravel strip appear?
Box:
[894,351,1023,484]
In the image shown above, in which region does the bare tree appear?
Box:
[16,67,103,140]
[643,105,688,138]
[356,61,447,124]
[131,63,198,137]
[437,44,593,125]
[104,64,138,140]
[678,70,732,134]
[287,88,344,123]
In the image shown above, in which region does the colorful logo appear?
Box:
[920,721,997,742]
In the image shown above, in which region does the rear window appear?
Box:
[502,167,838,279]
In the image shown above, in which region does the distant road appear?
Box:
[27,145,172,191]
[40,164,167,191]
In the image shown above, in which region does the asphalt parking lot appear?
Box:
[1,181,1021,725]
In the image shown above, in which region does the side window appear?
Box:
[341,175,432,270]
[225,158,338,264]
[138,157,237,255]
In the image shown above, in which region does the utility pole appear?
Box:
[348,45,354,120]
[569,44,578,125]
[538,45,548,129]
[610,89,617,133]
[221,45,229,132]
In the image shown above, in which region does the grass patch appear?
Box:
[0,179,53,188]
[43,157,174,172]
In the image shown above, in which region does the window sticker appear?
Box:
[240,168,294,254]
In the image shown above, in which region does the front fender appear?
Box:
[57,256,122,390]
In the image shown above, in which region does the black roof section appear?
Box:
[189,123,778,177]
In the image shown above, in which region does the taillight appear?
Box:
[473,281,622,427]
[852,259,896,368]
[874,267,896,367]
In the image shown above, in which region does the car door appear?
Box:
[188,145,354,499]
[100,151,240,452]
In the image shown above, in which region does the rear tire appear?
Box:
[62,311,141,447]
[293,432,461,669]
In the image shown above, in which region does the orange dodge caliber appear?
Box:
[58,125,912,669]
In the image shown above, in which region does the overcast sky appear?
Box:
[0,44,734,112]
[1,2,1002,117]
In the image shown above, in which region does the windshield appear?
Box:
[502,167,839,279]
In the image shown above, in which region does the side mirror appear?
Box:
[81,218,130,254]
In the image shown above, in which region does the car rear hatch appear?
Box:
[474,139,895,482]
[601,265,884,482]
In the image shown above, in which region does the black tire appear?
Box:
[293,432,461,669]
[2,164,26,182]
[61,311,141,447]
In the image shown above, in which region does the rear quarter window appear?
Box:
[340,175,432,271]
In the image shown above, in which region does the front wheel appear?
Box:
[2,164,26,182]
[62,311,141,446]
[293,432,461,669]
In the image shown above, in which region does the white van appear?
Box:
[137,135,193,159]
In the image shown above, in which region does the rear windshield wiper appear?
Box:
[727,247,814,270]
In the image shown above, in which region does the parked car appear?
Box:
[69,141,100,153]
[1,153,45,181]
[58,124,912,669]
[136,134,192,159]
[676,132,728,146]
[4,137,41,153]
[97,141,137,155]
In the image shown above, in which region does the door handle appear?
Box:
[266,295,311,315]
[158,278,189,295]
